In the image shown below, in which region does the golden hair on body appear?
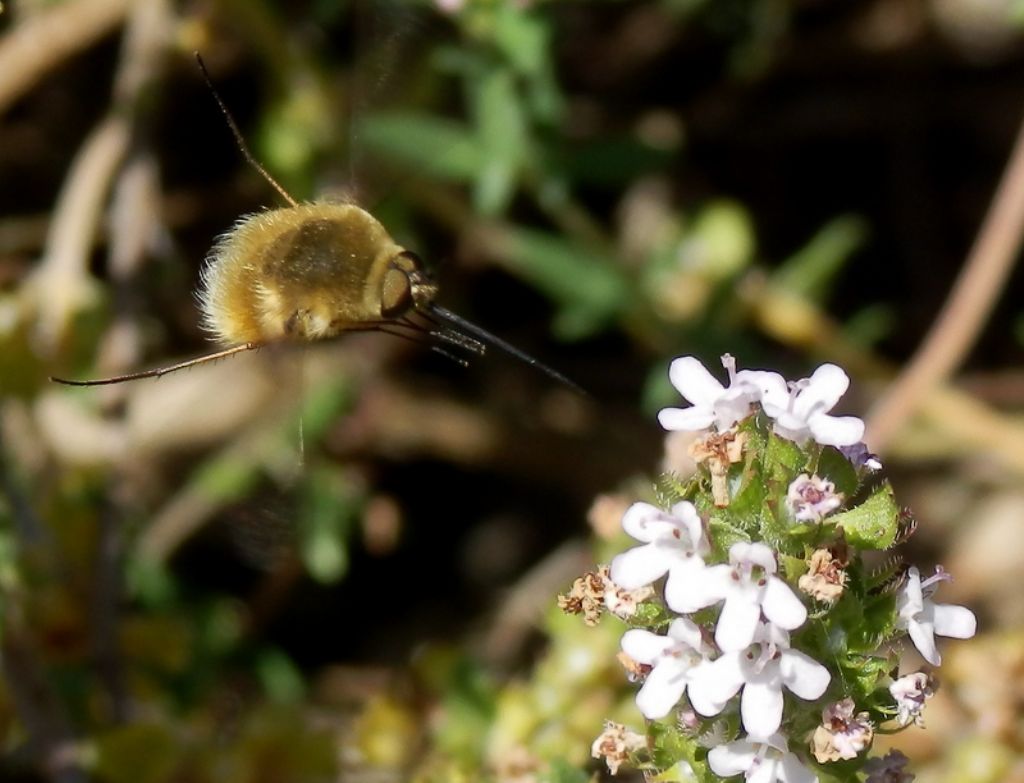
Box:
[51,54,579,393]
[200,203,434,344]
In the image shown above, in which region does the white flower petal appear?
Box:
[668,355,725,406]
[779,650,831,699]
[664,558,714,613]
[736,370,788,410]
[772,422,811,444]
[620,502,665,542]
[708,741,757,776]
[609,544,672,589]
[807,412,865,447]
[901,567,924,612]
[755,362,863,448]
[761,734,791,753]
[779,753,818,783]
[737,541,777,572]
[669,501,706,550]
[715,593,762,651]
[792,364,849,418]
[762,577,808,630]
[686,562,733,607]
[712,389,755,430]
[658,406,716,432]
[741,680,784,738]
[750,759,780,783]
[666,617,705,650]
[621,628,673,664]
[635,659,689,719]
[688,654,743,715]
[907,618,941,665]
[933,603,977,639]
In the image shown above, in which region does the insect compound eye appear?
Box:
[380,263,414,319]
[383,250,438,315]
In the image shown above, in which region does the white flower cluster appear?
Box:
[598,355,977,783]
[657,354,865,448]
[612,506,828,781]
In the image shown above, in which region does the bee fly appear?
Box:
[51,54,581,394]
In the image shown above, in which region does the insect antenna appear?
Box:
[193,52,299,209]
[50,343,261,387]
[425,304,585,395]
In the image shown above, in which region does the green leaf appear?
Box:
[357,111,484,182]
[633,601,672,630]
[259,79,334,199]
[560,136,675,187]
[687,200,756,279]
[655,473,698,506]
[494,4,547,77]
[815,446,859,501]
[647,719,714,782]
[647,721,690,772]
[728,469,769,540]
[192,454,260,504]
[256,648,306,704]
[762,431,804,479]
[493,5,563,122]
[292,377,355,441]
[832,587,896,653]
[551,304,612,341]
[649,761,698,782]
[828,484,899,549]
[849,655,892,696]
[472,65,528,214]
[844,303,895,348]
[298,469,359,584]
[774,214,868,301]
[778,552,806,582]
[498,227,629,338]
[860,591,899,647]
[706,512,750,558]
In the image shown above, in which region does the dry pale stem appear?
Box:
[28,0,173,356]
[96,0,175,377]
[0,0,132,114]
[29,115,129,353]
[867,108,1024,450]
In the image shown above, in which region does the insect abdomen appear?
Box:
[198,203,404,345]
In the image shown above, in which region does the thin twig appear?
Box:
[480,540,593,666]
[0,0,131,115]
[866,108,1024,450]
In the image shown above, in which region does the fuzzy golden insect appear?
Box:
[52,54,578,393]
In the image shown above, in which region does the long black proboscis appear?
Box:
[428,305,586,395]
